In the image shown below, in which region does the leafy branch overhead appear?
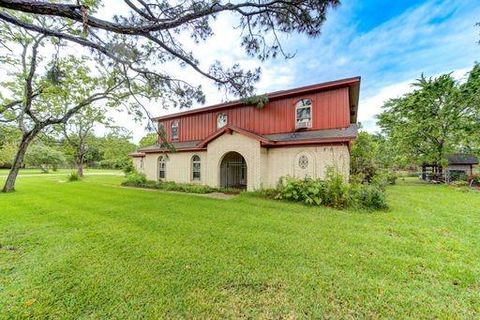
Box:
[0,0,340,107]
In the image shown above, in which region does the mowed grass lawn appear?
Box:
[0,171,479,319]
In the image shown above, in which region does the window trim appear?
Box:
[171,120,179,140]
[191,154,201,181]
[217,112,228,129]
[158,155,166,180]
[295,98,313,129]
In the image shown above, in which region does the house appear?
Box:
[130,77,360,190]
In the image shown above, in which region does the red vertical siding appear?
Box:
[159,87,350,142]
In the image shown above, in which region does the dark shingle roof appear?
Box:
[138,140,201,152]
[447,154,479,165]
[264,124,358,142]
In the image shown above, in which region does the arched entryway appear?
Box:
[220,152,247,189]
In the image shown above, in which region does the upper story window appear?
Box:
[217,113,228,129]
[171,120,179,140]
[191,155,201,181]
[295,99,312,129]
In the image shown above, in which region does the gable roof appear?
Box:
[197,125,271,148]
[153,77,361,123]
[448,154,479,165]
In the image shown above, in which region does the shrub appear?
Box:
[269,169,388,211]
[275,177,323,206]
[351,184,388,210]
[372,171,397,189]
[121,177,242,194]
[322,169,351,209]
[68,172,80,182]
[122,172,147,186]
[122,160,135,175]
[450,180,469,187]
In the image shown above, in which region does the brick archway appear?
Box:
[220,151,247,189]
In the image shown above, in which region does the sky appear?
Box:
[108,0,480,142]
[2,0,479,142]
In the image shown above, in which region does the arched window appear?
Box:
[217,113,228,129]
[158,156,166,180]
[295,99,312,129]
[171,120,179,140]
[191,155,201,181]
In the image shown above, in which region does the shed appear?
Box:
[421,153,479,182]
[445,154,479,181]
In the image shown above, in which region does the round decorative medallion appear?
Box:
[298,155,309,169]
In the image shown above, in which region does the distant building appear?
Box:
[130,77,361,190]
[421,153,479,182]
[445,154,479,181]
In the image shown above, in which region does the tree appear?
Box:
[0,125,20,168]
[0,1,339,121]
[139,133,157,148]
[60,106,110,177]
[24,143,66,173]
[0,23,127,192]
[377,65,480,174]
[97,130,137,169]
[350,131,380,182]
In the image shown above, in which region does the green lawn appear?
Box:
[0,173,479,318]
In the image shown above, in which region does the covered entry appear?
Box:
[220,152,247,189]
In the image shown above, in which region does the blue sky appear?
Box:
[107,0,480,141]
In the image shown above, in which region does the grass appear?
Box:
[0,173,479,318]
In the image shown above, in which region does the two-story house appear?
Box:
[130,77,360,190]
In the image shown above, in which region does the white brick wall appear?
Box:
[137,133,350,190]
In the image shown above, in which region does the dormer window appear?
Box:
[217,113,227,129]
[295,99,312,129]
[171,120,179,140]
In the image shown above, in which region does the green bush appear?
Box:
[122,160,135,175]
[68,172,80,182]
[372,171,397,189]
[121,177,241,194]
[351,184,388,210]
[322,169,351,209]
[450,180,469,187]
[122,172,147,186]
[270,168,388,211]
[275,177,323,206]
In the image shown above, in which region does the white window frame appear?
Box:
[217,113,228,129]
[191,155,201,181]
[158,156,166,180]
[171,120,179,140]
[295,99,312,129]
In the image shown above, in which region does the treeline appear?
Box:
[0,124,137,172]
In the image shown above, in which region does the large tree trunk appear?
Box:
[2,129,39,193]
[76,145,86,177]
[76,161,84,177]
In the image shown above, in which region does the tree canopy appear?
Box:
[0,0,339,112]
[138,133,157,148]
[377,64,480,171]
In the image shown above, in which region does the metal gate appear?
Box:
[220,152,247,189]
